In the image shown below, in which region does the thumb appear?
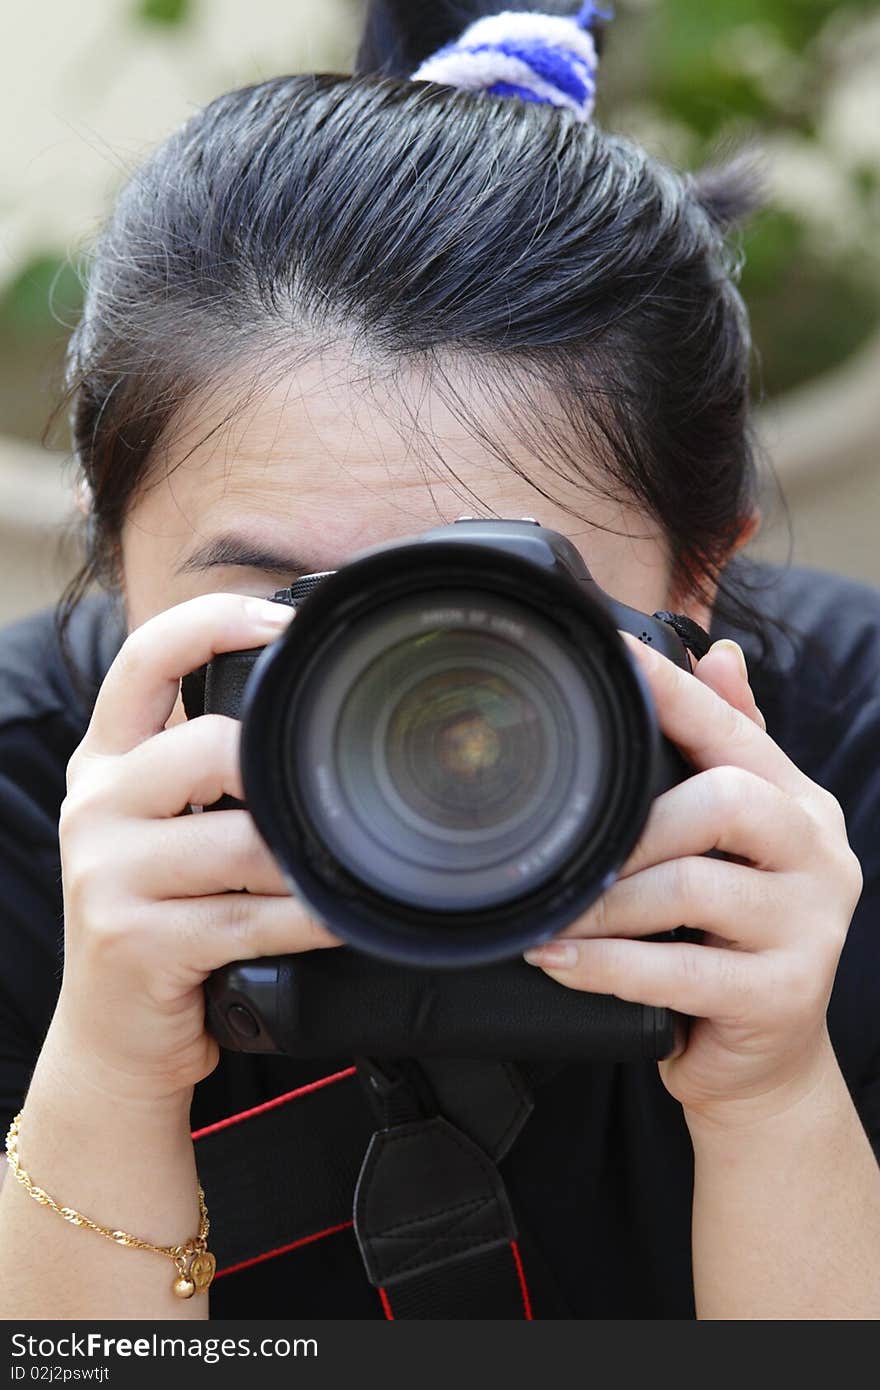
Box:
[693,639,766,731]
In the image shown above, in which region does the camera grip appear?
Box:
[205,950,683,1062]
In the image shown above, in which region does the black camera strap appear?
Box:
[652,611,713,662]
[193,1057,570,1318]
[354,1065,525,1318]
[353,1057,538,1318]
[192,1065,372,1277]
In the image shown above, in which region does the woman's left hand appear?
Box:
[523,634,865,1128]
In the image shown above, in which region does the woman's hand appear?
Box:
[524,634,865,1128]
[50,593,339,1106]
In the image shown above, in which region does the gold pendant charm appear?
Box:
[173,1275,196,1298]
[190,1250,216,1293]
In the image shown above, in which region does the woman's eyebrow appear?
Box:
[177,534,314,578]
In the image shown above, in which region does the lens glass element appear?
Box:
[290,594,610,911]
[384,662,543,831]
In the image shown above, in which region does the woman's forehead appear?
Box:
[155,354,538,489]
[147,354,603,502]
[123,352,669,596]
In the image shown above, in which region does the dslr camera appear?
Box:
[183,519,705,1063]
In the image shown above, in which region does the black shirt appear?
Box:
[1,562,878,1319]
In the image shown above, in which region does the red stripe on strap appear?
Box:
[510,1240,534,1320]
[214,1220,354,1279]
[377,1246,533,1319]
[191,1066,358,1140]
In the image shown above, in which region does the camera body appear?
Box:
[183,519,702,1061]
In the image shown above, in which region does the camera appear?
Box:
[183,519,704,1061]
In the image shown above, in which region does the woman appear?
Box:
[0,0,878,1320]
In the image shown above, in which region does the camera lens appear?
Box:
[289,594,608,912]
[383,660,544,832]
[240,533,662,966]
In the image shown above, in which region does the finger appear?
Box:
[618,766,816,878]
[620,632,807,797]
[559,855,789,949]
[158,892,340,979]
[524,936,759,1020]
[106,715,246,818]
[131,810,290,899]
[81,593,293,757]
[694,640,765,730]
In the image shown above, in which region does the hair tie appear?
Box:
[411,4,613,123]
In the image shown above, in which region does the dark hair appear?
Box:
[60,0,783,665]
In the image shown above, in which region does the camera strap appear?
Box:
[652,611,713,662]
[192,1057,570,1318]
[352,1056,568,1319]
[355,1117,528,1318]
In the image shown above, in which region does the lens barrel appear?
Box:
[239,536,662,966]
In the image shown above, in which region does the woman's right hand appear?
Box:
[49,593,339,1106]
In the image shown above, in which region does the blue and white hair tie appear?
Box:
[411,4,612,123]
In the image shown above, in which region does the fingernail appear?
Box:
[246,598,295,628]
[709,638,748,680]
[755,707,767,732]
[523,942,579,970]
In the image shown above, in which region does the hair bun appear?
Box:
[409,6,608,121]
[356,4,610,95]
[356,1,463,78]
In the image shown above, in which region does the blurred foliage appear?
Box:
[136,0,192,25]
[740,213,880,399]
[0,256,84,446]
[598,0,880,398]
[0,256,82,337]
[645,0,852,130]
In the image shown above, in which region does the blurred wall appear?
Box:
[2,0,359,280]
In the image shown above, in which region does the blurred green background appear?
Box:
[2,0,879,620]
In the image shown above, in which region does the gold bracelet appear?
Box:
[5,1110,216,1298]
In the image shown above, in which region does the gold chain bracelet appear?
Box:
[5,1110,216,1298]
